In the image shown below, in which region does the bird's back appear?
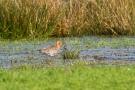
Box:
[40,45,60,56]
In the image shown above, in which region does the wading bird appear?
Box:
[39,41,65,56]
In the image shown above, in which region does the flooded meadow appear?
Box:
[1,36,135,69]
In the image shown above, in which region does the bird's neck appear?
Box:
[56,44,60,48]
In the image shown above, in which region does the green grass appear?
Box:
[0,65,135,90]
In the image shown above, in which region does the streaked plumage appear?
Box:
[39,41,64,56]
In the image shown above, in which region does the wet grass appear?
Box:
[1,36,135,61]
[67,60,108,66]
[0,39,44,53]
[1,36,135,53]
[59,47,80,59]
[83,36,135,49]
[0,64,135,90]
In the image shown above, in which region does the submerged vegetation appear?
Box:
[1,36,135,68]
[0,0,135,39]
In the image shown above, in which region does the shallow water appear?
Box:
[1,36,135,69]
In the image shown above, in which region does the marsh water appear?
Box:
[1,36,135,69]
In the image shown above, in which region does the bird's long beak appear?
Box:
[60,44,66,50]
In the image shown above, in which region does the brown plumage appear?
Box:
[39,41,64,56]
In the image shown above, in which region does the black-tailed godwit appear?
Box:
[39,41,64,56]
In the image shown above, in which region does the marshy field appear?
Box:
[1,0,135,90]
[1,36,135,90]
